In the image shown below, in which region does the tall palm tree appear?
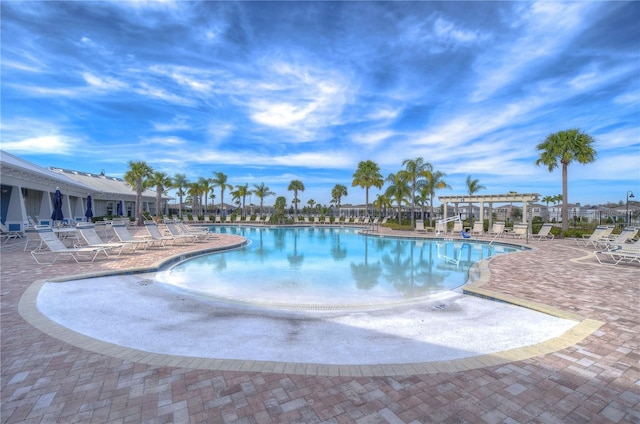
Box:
[331,184,348,217]
[150,171,171,218]
[535,129,596,231]
[307,199,315,214]
[211,172,232,215]
[541,195,554,221]
[124,160,153,225]
[231,183,250,217]
[198,177,212,215]
[422,169,451,226]
[401,157,430,228]
[465,175,486,222]
[253,182,275,214]
[385,172,411,223]
[287,180,305,219]
[373,193,392,218]
[187,182,202,217]
[352,160,384,217]
[172,173,189,219]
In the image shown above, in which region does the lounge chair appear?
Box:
[451,221,463,234]
[110,222,156,251]
[163,221,198,243]
[225,215,232,223]
[533,223,555,241]
[143,221,186,246]
[30,227,110,264]
[470,222,484,237]
[23,226,48,251]
[215,216,221,224]
[595,239,640,265]
[487,222,505,238]
[509,223,529,239]
[75,223,127,256]
[576,226,615,247]
[1,223,22,244]
[415,219,427,234]
[596,227,638,249]
[304,216,310,224]
[175,221,218,240]
[235,215,243,223]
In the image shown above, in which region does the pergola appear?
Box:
[438,193,540,229]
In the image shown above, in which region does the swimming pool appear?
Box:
[158,226,522,309]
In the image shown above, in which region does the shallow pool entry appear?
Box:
[158,227,522,308]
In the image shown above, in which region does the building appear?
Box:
[0,150,168,232]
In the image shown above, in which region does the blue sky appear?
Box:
[2,1,639,207]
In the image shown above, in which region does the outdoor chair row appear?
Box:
[25,220,220,264]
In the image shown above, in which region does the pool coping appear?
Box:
[18,233,604,377]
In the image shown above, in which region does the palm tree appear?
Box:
[352,160,384,217]
[422,169,451,227]
[541,195,554,221]
[150,171,171,218]
[287,180,305,219]
[124,160,153,225]
[198,177,212,215]
[535,129,596,231]
[401,157,430,228]
[373,193,392,218]
[385,172,411,224]
[187,182,202,217]
[253,182,275,214]
[211,172,232,215]
[331,184,348,217]
[172,173,189,219]
[465,175,486,223]
[306,199,315,215]
[232,183,250,217]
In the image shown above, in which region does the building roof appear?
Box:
[50,167,165,199]
[0,150,91,192]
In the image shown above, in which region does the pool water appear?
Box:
[159,226,521,308]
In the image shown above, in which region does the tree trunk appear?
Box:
[562,162,569,231]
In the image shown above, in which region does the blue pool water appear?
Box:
[159,226,521,307]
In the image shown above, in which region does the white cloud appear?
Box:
[1,135,76,155]
[351,130,395,147]
[470,1,600,102]
[151,115,191,132]
[82,72,128,90]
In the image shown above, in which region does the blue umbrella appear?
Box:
[117,200,123,216]
[85,194,93,222]
[51,188,64,223]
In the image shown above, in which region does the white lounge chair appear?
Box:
[595,240,640,265]
[487,222,505,238]
[75,223,127,256]
[163,221,198,243]
[470,222,484,237]
[576,226,614,247]
[30,227,110,264]
[509,223,529,239]
[111,222,156,251]
[1,222,22,244]
[175,221,218,241]
[533,223,555,241]
[143,221,186,246]
[415,219,427,234]
[596,227,638,249]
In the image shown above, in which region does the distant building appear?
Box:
[1,150,168,231]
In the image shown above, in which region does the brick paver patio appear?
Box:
[1,226,638,423]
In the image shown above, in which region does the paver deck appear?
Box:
[1,226,638,423]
